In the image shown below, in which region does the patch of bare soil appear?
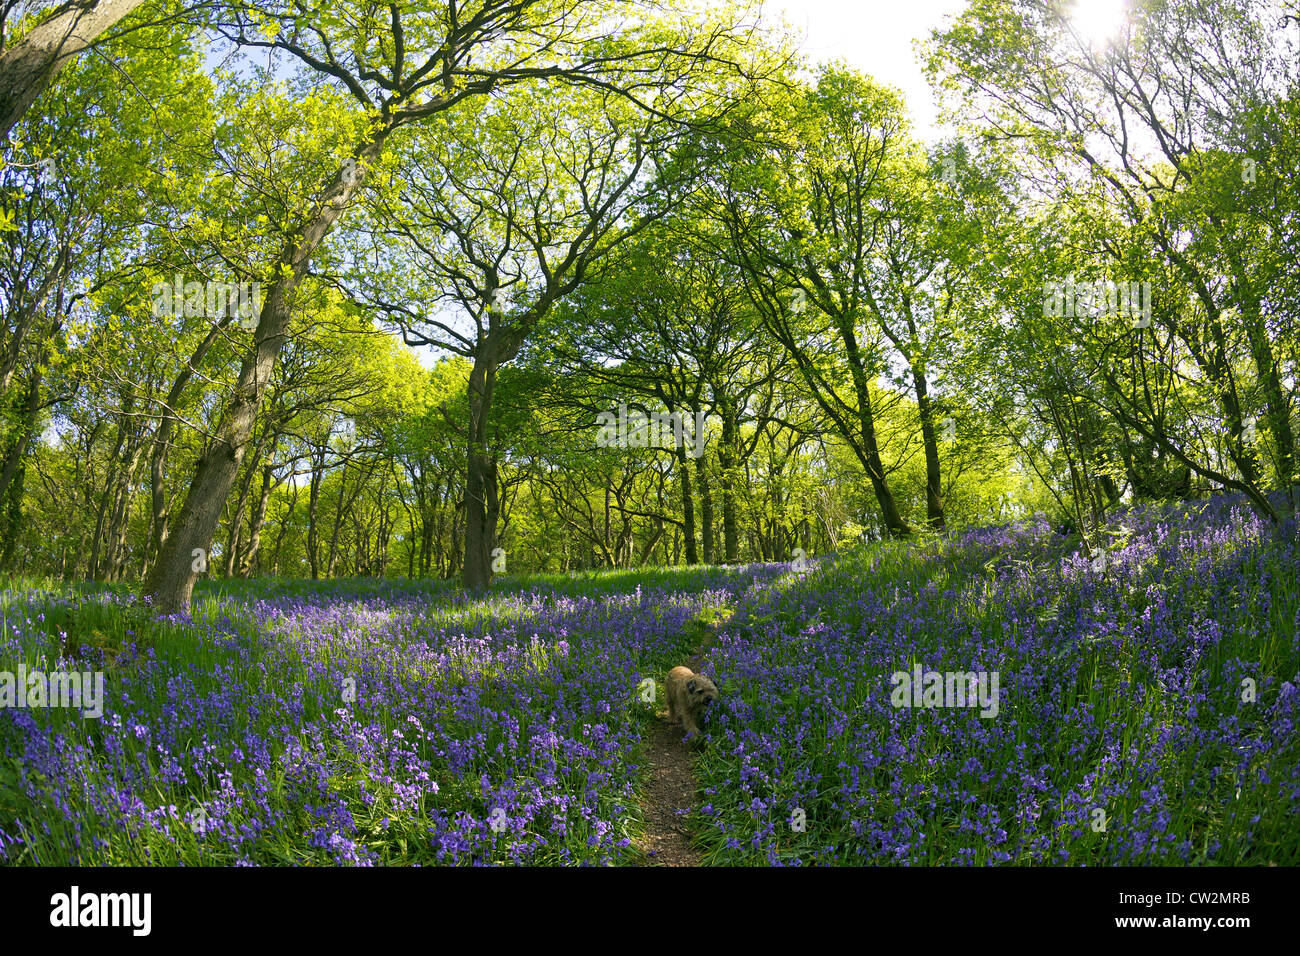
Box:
[632,621,725,866]
[634,714,705,866]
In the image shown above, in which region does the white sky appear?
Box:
[758,0,973,142]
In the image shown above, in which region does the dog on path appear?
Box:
[665,665,718,738]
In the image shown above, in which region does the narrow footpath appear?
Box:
[633,619,725,866]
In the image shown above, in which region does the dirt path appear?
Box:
[633,631,722,866]
[634,714,705,866]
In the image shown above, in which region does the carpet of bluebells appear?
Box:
[0,567,786,864]
[693,494,1300,864]
[0,493,1297,865]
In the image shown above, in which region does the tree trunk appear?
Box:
[307,443,326,580]
[696,449,714,564]
[104,440,144,582]
[913,366,946,530]
[88,406,128,580]
[463,346,502,590]
[0,450,24,570]
[148,319,230,565]
[676,437,698,565]
[142,135,386,613]
[717,398,740,563]
[637,517,664,566]
[854,374,910,537]
[0,0,145,138]
[0,363,44,506]
[1241,298,1295,489]
[239,459,276,577]
[270,481,297,576]
[224,449,262,578]
[325,461,349,577]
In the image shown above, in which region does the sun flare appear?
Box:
[1070,0,1129,46]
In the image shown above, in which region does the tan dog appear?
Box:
[665,665,719,737]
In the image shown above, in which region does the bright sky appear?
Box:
[758,0,973,142]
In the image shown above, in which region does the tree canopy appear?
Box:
[1,0,1295,612]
